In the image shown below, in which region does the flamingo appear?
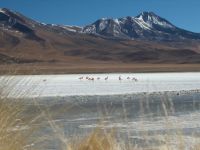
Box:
[119,76,122,81]
[132,77,138,82]
[79,77,84,80]
[88,77,94,81]
[105,76,108,81]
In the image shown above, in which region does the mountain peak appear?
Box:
[139,11,157,17]
[136,11,160,20]
[83,11,200,41]
[143,11,157,15]
[0,8,7,14]
[135,11,175,29]
[136,11,157,20]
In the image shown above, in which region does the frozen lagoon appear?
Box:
[1,72,200,98]
[1,72,200,149]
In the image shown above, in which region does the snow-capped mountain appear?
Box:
[1,8,200,67]
[1,8,200,42]
[82,12,200,41]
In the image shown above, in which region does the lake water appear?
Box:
[1,72,200,149]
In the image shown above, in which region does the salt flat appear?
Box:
[1,72,200,98]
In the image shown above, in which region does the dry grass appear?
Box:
[0,76,29,150]
[0,76,40,150]
[1,99,200,150]
[67,129,122,150]
[0,76,200,150]
[65,99,200,150]
[66,129,200,150]
[1,101,200,150]
[0,101,34,150]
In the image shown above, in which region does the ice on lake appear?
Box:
[1,72,200,98]
[1,72,200,149]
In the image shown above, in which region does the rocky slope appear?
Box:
[82,12,200,41]
[0,8,200,73]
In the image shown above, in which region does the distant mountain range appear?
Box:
[0,8,200,73]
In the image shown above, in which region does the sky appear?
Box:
[1,0,200,32]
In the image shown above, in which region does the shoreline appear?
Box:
[5,89,200,102]
[0,63,200,75]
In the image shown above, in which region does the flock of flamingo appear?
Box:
[78,76,138,82]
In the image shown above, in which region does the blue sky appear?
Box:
[1,0,200,32]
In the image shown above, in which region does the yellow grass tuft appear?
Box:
[0,101,31,150]
[67,129,123,150]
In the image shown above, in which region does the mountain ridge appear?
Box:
[0,8,200,74]
[82,11,200,41]
[1,8,200,41]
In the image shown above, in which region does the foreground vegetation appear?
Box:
[1,77,200,150]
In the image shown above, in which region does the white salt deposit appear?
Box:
[0,72,200,98]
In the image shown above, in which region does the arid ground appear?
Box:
[1,63,200,75]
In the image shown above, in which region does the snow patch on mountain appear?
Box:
[114,19,120,25]
[134,17,152,30]
[136,12,175,29]
[0,8,5,13]
[61,25,82,32]
[99,20,108,31]
[83,24,96,33]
